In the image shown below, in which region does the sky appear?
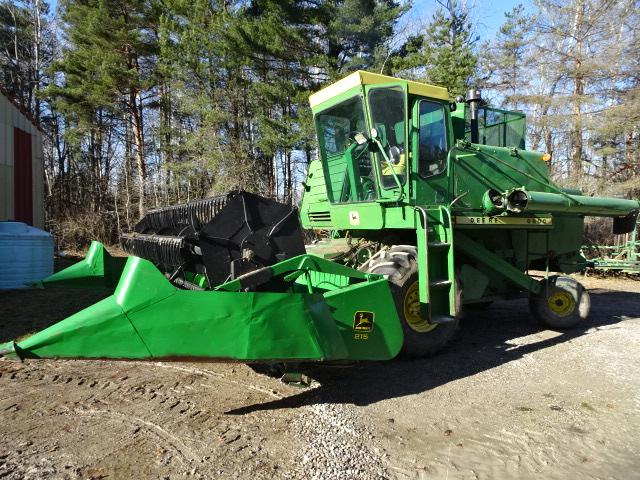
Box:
[406,0,534,42]
[46,0,532,43]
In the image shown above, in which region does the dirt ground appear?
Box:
[0,270,639,479]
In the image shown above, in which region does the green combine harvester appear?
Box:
[2,71,639,363]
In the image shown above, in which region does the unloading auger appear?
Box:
[0,191,403,362]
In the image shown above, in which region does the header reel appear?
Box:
[121,191,306,289]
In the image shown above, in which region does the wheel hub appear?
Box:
[547,291,576,316]
[403,281,438,333]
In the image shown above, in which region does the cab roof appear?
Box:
[308,70,449,108]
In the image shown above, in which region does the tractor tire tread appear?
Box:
[364,245,460,358]
[529,275,590,330]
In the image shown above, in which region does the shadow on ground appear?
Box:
[2,272,638,414]
[0,255,112,341]
[227,288,640,414]
[0,287,110,341]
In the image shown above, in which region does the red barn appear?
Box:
[0,88,45,228]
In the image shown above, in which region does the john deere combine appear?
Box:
[2,71,638,363]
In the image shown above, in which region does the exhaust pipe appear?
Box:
[466,88,482,144]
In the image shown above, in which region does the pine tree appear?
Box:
[44,0,160,217]
[154,0,408,203]
[393,0,478,96]
[588,0,640,197]
[321,0,408,77]
[526,0,634,187]
[0,0,54,119]
[479,4,534,109]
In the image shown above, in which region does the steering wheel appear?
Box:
[352,141,370,162]
[360,176,376,200]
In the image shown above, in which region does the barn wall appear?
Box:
[0,92,45,229]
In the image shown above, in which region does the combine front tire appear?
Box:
[364,246,460,358]
[529,275,590,330]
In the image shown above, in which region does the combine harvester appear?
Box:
[2,71,639,364]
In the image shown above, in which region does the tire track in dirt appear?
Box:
[1,362,206,470]
[71,408,197,465]
[152,362,390,479]
[152,363,284,399]
[1,359,391,479]
[0,359,308,478]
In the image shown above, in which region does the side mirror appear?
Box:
[388,146,402,165]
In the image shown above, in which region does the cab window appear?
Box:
[368,87,406,188]
[418,101,448,177]
[316,96,377,203]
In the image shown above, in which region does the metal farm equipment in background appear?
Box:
[2,71,639,364]
[583,221,640,274]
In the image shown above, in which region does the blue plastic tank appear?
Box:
[0,222,54,289]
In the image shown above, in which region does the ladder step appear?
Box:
[429,280,452,287]
[430,315,456,325]
[427,241,450,248]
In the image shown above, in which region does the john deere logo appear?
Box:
[353,311,374,332]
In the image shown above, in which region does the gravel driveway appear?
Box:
[1,275,638,479]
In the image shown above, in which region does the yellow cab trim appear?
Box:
[308,71,450,108]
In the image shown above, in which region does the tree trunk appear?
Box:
[285,149,292,205]
[130,91,146,218]
[124,120,132,231]
[570,0,585,186]
[32,0,42,120]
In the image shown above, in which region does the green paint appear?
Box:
[1,254,403,362]
[455,232,542,294]
[508,189,640,217]
[35,241,126,289]
[301,73,639,321]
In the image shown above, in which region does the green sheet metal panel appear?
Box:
[36,240,126,289]
[1,250,403,362]
[327,203,384,229]
[450,144,550,213]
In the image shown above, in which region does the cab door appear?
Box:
[411,98,453,207]
[364,84,409,202]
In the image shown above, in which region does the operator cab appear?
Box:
[310,71,452,205]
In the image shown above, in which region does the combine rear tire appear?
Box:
[363,246,461,358]
[466,301,493,310]
[529,275,590,330]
